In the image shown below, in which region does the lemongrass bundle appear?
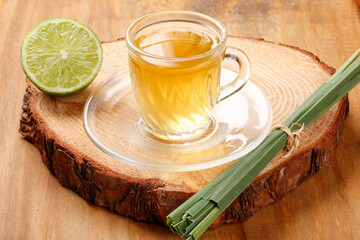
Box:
[167,49,360,240]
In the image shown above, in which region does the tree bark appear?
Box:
[19,37,349,227]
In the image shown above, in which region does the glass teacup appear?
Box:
[126,10,250,141]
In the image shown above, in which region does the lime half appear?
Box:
[21,18,103,95]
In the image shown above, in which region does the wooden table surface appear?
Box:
[1,0,360,239]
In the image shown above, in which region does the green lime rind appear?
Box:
[21,18,103,96]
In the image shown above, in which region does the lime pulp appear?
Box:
[20,18,103,96]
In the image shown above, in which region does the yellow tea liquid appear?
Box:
[129,29,223,139]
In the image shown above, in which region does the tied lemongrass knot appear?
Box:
[271,123,305,158]
[167,49,360,240]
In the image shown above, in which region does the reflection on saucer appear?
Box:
[83,69,272,172]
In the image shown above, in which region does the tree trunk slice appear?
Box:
[19,37,349,227]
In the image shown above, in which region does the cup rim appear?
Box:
[125,10,227,61]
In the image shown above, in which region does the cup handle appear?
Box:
[217,47,251,102]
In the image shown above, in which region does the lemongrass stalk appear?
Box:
[167,49,360,240]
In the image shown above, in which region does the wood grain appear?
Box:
[19,36,349,227]
[1,0,360,239]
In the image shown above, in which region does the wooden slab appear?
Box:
[19,37,348,227]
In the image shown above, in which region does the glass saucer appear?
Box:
[83,69,272,172]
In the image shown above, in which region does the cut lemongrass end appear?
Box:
[167,49,360,240]
[333,49,360,78]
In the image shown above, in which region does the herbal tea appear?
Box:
[129,29,223,139]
